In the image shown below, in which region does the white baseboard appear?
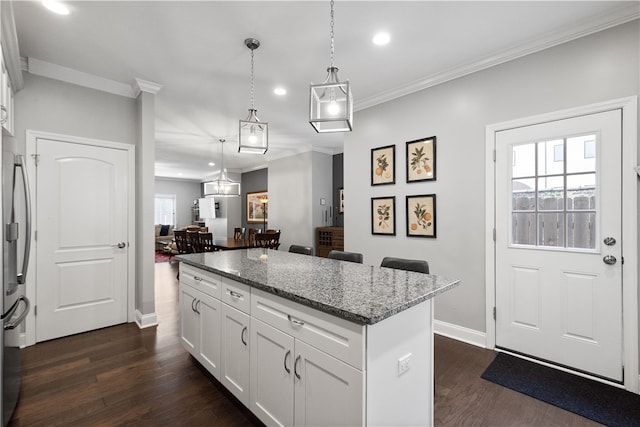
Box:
[135,310,158,329]
[19,332,27,348]
[434,319,486,348]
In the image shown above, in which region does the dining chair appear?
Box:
[327,250,363,264]
[254,231,281,250]
[289,244,313,256]
[380,257,429,274]
[234,227,246,240]
[247,228,262,242]
[199,232,216,252]
[173,230,191,254]
[186,229,201,252]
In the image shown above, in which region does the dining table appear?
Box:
[212,237,254,251]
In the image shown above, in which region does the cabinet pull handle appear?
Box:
[191,298,197,313]
[294,355,301,379]
[284,350,291,374]
[287,314,305,327]
[193,276,203,282]
[195,300,201,315]
[229,290,243,299]
[241,326,248,346]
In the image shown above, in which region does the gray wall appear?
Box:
[333,153,344,227]
[241,168,268,231]
[344,21,639,333]
[14,74,137,146]
[155,178,202,228]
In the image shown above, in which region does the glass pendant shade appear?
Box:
[203,140,240,197]
[239,109,268,154]
[309,68,353,133]
[203,169,240,197]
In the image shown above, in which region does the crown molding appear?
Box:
[1,1,24,91]
[26,57,136,98]
[355,4,640,112]
[133,78,163,97]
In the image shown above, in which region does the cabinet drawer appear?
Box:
[180,265,221,299]
[221,277,251,314]
[251,288,364,370]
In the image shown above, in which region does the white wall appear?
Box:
[268,151,332,251]
[344,21,639,334]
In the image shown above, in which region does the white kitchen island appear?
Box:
[177,249,460,427]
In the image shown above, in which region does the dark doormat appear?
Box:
[481,352,640,427]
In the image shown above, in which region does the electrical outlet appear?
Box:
[398,353,411,376]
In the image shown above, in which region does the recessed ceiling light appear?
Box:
[273,87,287,96]
[372,32,390,46]
[42,0,70,15]
[208,162,215,166]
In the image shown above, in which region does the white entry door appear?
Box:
[495,109,622,381]
[36,138,129,342]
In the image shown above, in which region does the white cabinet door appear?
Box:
[180,283,222,378]
[221,303,251,405]
[294,340,363,427]
[250,318,294,427]
[180,284,199,354]
[197,291,221,379]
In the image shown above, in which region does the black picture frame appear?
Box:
[371,196,396,235]
[406,136,436,182]
[406,194,436,238]
[371,145,396,186]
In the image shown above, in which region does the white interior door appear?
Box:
[495,109,622,381]
[36,138,129,342]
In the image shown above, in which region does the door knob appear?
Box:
[603,255,617,265]
[112,242,126,249]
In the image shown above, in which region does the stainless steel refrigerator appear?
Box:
[1,136,31,426]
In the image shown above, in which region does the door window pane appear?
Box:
[509,134,597,250]
[512,143,535,178]
[538,139,564,176]
[567,135,596,173]
[537,176,564,211]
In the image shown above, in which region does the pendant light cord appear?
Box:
[250,48,255,109]
[329,0,335,68]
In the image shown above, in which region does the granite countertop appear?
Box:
[177,250,460,325]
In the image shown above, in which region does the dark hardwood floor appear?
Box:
[9,260,601,426]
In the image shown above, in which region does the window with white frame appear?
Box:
[155,194,176,226]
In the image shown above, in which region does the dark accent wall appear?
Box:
[241,168,268,231]
[333,153,344,227]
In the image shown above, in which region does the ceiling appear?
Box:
[11,1,639,181]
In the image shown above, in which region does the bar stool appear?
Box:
[327,250,363,264]
[380,257,429,274]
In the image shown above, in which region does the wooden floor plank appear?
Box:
[9,261,602,426]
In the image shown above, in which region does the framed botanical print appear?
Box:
[371,196,396,235]
[406,136,436,182]
[406,194,436,238]
[371,145,395,186]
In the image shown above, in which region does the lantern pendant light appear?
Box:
[309,0,352,133]
[239,38,269,154]
[203,139,241,197]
